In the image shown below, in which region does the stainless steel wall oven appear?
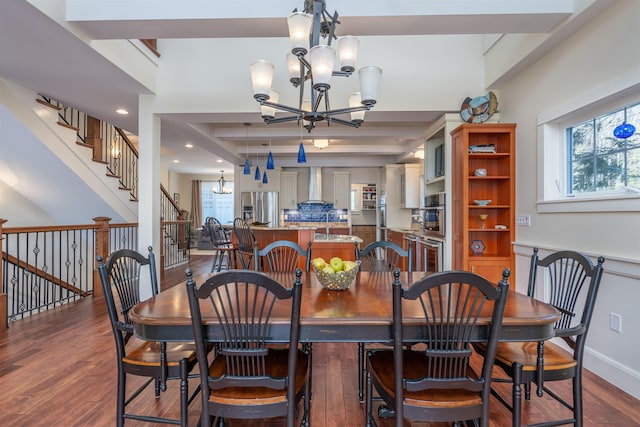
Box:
[422,192,445,238]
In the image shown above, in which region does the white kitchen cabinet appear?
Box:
[332,171,350,208]
[280,171,298,209]
[238,167,281,192]
[400,164,420,208]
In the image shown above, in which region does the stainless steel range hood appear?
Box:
[306,166,325,203]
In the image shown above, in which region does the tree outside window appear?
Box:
[567,102,640,194]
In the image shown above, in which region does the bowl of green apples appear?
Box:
[311,257,361,291]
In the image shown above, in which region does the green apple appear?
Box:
[343,260,357,272]
[322,265,335,275]
[312,257,326,270]
[329,257,343,272]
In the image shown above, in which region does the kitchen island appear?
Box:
[239,226,362,265]
[311,233,362,262]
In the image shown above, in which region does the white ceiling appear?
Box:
[0,0,584,176]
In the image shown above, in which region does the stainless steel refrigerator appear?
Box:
[241,192,279,227]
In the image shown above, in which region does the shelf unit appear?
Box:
[451,123,516,284]
[362,184,377,210]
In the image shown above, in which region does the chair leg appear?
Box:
[179,358,189,427]
[117,368,126,427]
[574,373,583,427]
[302,375,311,427]
[512,361,523,427]
[365,367,375,427]
[358,342,365,402]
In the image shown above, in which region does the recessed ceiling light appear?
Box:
[185,143,194,148]
[216,159,223,163]
[173,159,180,163]
[115,108,129,115]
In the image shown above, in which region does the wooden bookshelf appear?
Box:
[451,123,516,283]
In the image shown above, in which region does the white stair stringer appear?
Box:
[0,78,137,223]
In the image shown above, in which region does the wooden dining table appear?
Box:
[129,271,560,345]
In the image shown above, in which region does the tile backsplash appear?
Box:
[283,202,348,224]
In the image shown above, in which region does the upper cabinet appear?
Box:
[280,171,298,209]
[238,167,281,192]
[333,171,350,209]
[400,164,421,208]
[451,123,516,284]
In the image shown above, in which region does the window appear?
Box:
[567,102,640,195]
[536,75,640,213]
[350,188,357,211]
[201,181,234,225]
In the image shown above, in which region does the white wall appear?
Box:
[492,0,640,398]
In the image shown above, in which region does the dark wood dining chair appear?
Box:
[185,268,311,427]
[365,269,510,427]
[357,240,413,272]
[204,216,234,272]
[254,240,312,272]
[97,247,200,427]
[474,248,605,427]
[355,239,413,401]
[233,217,257,269]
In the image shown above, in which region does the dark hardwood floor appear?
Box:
[0,254,638,426]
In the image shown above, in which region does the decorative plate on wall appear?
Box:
[460,92,498,123]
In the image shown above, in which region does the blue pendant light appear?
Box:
[254,165,261,180]
[266,151,274,169]
[243,123,251,174]
[297,142,306,163]
[266,129,275,169]
[262,170,268,183]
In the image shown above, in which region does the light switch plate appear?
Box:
[515,214,531,226]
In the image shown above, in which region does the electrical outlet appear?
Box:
[515,214,531,226]
[610,312,622,333]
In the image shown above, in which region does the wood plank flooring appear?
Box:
[0,255,638,426]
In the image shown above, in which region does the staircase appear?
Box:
[0,78,138,223]
[0,79,192,326]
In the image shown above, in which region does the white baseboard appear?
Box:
[584,346,640,399]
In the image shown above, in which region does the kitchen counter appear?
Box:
[313,233,363,244]
[250,225,317,231]
[386,227,444,242]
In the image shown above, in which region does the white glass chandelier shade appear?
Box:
[348,92,365,123]
[250,60,274,100]
[338,36,359,72]
[309,45,336,90]
[287,12,313,54]
[358,66,383,105]
[287,52,301,83]
[261,89,280,119]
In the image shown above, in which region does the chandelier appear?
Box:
[250,0,382,132]
[212,170,232,194]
